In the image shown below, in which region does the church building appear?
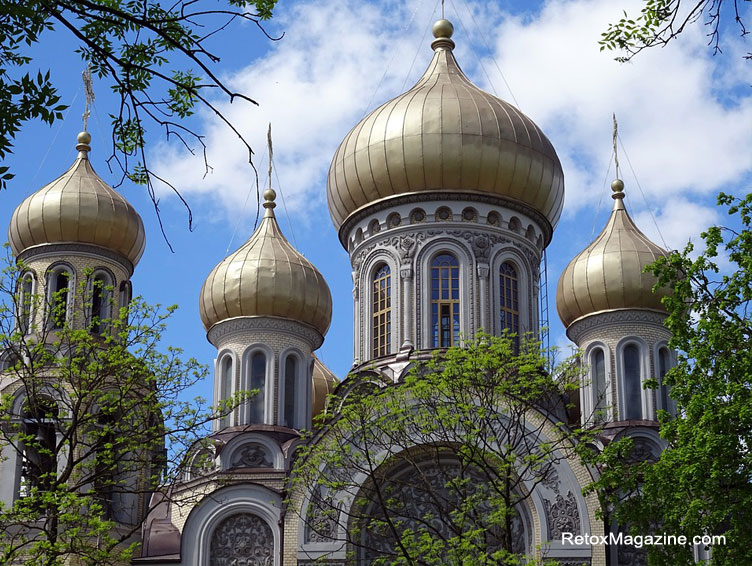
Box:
[0,17,680,566]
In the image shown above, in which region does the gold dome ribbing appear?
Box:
[8,132,146,265]
[199,189,333,335]
[556,179,669,328]
[326,19,564,234]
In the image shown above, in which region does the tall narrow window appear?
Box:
[19,398,58,500]
[90,273,112,334]
[658,347,672,414]
[249,352,266,424]
[372,264,391,357]
[431,253,460,348]
[499,262,519,345]
[283,356,298,428]
[18,274,34,333]
[623,344,642,420]
[48,269,71,329]
[94,410,122,520]
[219,356,233,428]
[591,349,607,422]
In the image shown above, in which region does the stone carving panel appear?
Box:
[210,513,274,566]
[544,491,581,540]
[305,486,340,543]
[358,461,529,564]
[230,443,273,469]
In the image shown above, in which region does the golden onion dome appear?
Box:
[327,19,564,235]
[556,179,670,329]
[312,356,338,420]
[199,189,333,335]
[8,132,146,266]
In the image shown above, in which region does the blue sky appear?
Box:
[2,0,751,400]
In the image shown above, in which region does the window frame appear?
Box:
[46,263,75,330]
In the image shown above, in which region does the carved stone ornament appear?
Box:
[471,234,491,260]
[387,232,427,265]
[305,487,340,543]
[230,443,273,469]
[544,491,581,539]
[627,439,659,464]
[210,513,274,566]
[359,461,528,563]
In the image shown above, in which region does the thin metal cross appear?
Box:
[267,123,273,190]
[82,67,95,131]
[612,112,620,179]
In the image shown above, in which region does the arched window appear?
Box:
[90,272,113,334]
[19,398,58,500]
[591,348,607,423]
[658,347,672,414]
[93,409,125,520]
[431,253,460,348]
[623,344,642,420]
[249,352,266,424]
[48,267,72,329]
[18,273,34,333]
[283,355,298,428]
[499,262,519,344]
[219,355,234,428]
[372,263,391,358]
[210,513,274,566]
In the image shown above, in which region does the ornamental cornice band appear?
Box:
[18,242,134,275]
[208,316,323,349]
[566,309,669,343]
[339,191,553,248]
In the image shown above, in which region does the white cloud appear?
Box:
[152,0,752,232]
[632,197,721,251]
[486,0,752,215]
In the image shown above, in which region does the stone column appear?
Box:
[400,266,414,350]
[352,271,360,365]
[477,263,490,333]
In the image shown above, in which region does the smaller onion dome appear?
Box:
[199,189,333,335]
[312,356,338,420]
[8,132,146,266]
[556,179,669,329]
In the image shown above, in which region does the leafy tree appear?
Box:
[584,192,752,565]
[0,256,245,565]
[0,0,278,237]
[291,334,593,566]
[600,0,750,61]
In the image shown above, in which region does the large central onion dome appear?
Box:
[199,189,333,336]
[327,19,564,236]
[556,179,670,329]
[8,132,146,266]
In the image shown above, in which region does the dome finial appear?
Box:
[76,131,92,156]
[431,19,455,51]
[263,188,276,207]
[611,178,625,199]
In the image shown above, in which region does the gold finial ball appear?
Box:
[77,131,92,145]
[611,178,625,193]
[433,19,454,39]
[263,188,276,202]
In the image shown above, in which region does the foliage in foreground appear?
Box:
[0,0,278,238]
[600,0,750,61]
[585,192,752,565]
[292,334,590,566]
[0,259,242,565]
